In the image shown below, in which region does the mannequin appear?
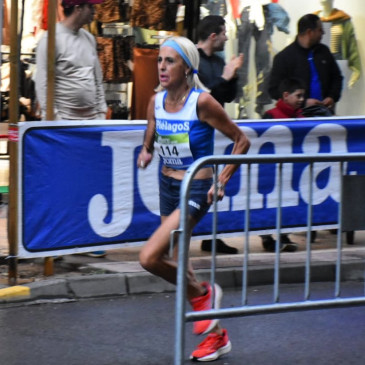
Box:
[315,0,361,88]
[228,0,290,118]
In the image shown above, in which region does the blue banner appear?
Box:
[19,118,365,257]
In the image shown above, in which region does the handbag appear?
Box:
[301,105,334,117]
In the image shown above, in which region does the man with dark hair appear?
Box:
[35,0,108,258]
[196,15,244,254]
[197,15,244,106]
[268,13,343,112]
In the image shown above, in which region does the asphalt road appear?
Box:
[1,282,365,365]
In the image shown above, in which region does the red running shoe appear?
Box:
[190,329,232,362]
[190,282,222,335]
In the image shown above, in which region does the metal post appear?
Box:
[174,169,194,365]
[7,0,20,285]
[274,162,283,303]
[304,162,314,300]
[210,166,218,298]
[46,0,56,121]
[335,162,345,297]
[43,0,57,275]
[242,163,251,305]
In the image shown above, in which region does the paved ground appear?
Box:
[1,201,365,303]
[2,284,365,365]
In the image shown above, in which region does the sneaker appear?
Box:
[190,282,222,335]
[190,329,232,362]
[201,239,238,254]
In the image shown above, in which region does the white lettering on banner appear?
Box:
[237,127,263,209]
[213,123,348,211]
[214,125,299,210]
[88,131,134,237]
[299,123,347,204]
[137,154,160,215]
[87,123,348,238]
[256,125,299,208]
[214,127,265,211]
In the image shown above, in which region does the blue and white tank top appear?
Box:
[154,88,215,170]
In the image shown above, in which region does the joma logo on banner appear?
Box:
[87,123,347,238]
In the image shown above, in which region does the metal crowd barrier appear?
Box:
[174,153,365,365]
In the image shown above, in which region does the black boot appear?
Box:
[311,231,317,242]
[261,235,276,252]
[280,234,298,252]
[201,239,238,254]
[261,234,298,252]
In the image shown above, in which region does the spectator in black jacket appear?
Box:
[269,13,343,113]
[196,15,244,254]
[197,15,244,106]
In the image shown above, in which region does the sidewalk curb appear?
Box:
[0,285,30,301]
[1,260,364,304]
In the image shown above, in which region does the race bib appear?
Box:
[155,132,193,168]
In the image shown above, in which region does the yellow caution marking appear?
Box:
[0,286,30,300]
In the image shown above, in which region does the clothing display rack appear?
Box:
[98,23,134,119]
